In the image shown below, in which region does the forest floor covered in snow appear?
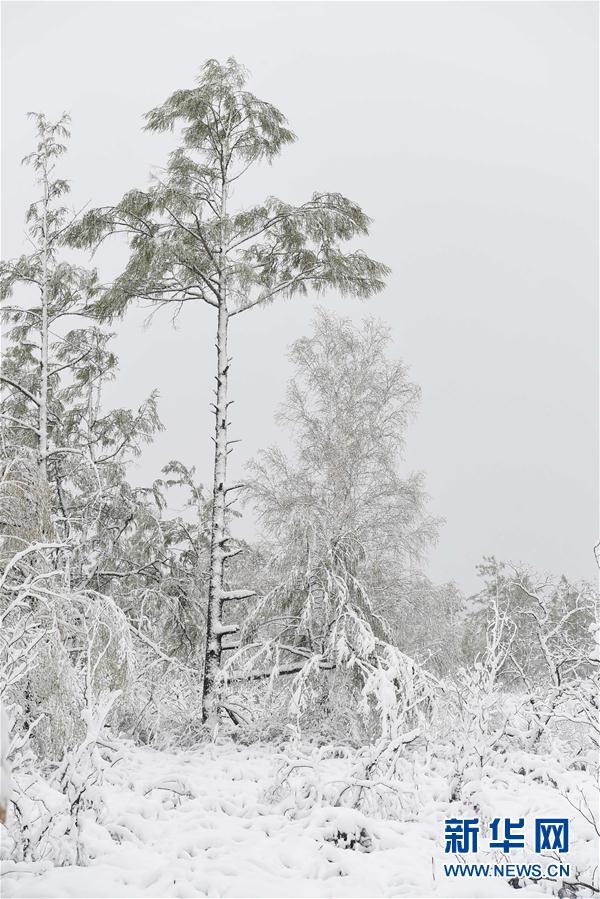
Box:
[1,739,597,899]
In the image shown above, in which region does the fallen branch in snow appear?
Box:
[227,660,336,682]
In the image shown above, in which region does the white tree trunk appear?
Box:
[202,293,231,717]
[39,160,49,483]
[36,158,53,545]
[201,168,257,719]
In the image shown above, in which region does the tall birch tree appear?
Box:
[2,115,68,477]
[227,311,440,720]
[0,114,161,562]
[67,58,389,719]
[0,115,167,746]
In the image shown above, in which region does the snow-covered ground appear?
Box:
[1,739,597,899]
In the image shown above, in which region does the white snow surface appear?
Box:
[1,740,597,898]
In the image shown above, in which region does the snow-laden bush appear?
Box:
[267,651,440,820]
[1,694,120,867]
[1,558,133,762]
[221,526,441,745]
[117,654,206,748]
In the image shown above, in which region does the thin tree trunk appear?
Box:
[202,162,255,721]
[39,160,49,482]
[202,165,233,720]
[202,294,231,718]
[201,151,256,721]
[37,157,53,544]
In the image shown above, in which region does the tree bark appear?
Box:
[202,293,231,719]
[200,146,257,721]
[201,162,234,720]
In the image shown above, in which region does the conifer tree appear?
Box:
[67,58,389,719]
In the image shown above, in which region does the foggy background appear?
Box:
[2,1,598,594]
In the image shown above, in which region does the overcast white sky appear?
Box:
[2,1,598,593]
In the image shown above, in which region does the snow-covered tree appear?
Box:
[0,115,166,756]
[0,113,99,539]
[249,312,437,634]
[67,58,389,720]
[224,311,439,735]
[464,558,598,752]
[0,115,161,572]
